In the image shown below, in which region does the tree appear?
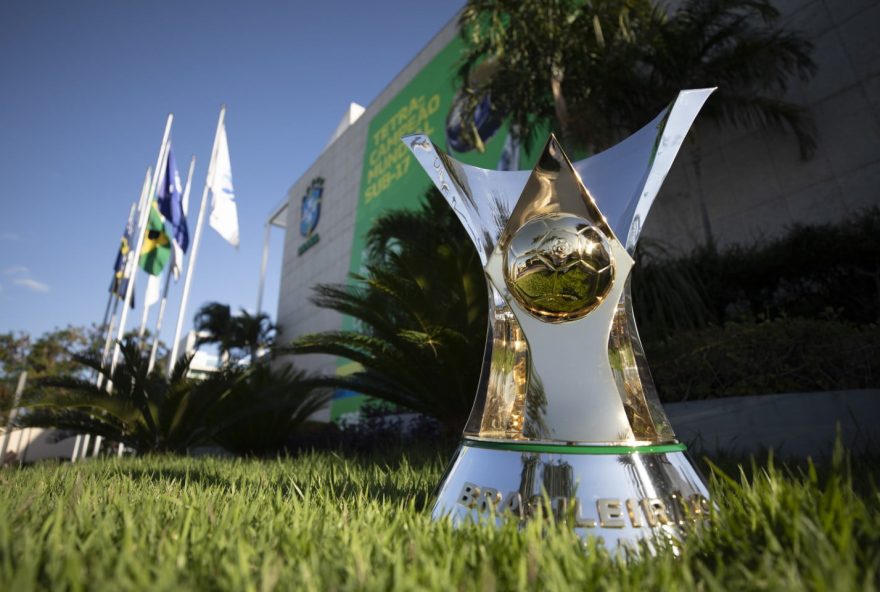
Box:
[0,326,92,380]
[457,0,656,153]
[211,363,328,455]
[193,302,236,361]
[193,303,276,364]
[0,332,31,427]
[233,310,277,363]
[283,188,487,434]
[26,326,90,379]
[607,0,817,245]
[458,0,817,244]
[0,332,30,378]
[17,338,327,454]
[0,327,93,426]
[606,0,817,155]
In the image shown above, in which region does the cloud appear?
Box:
[5,266,49,292]
[13,278,49,292]
[0,233,19,241]
[4,265,29,276]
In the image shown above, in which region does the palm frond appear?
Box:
[455,0,816,158]
[286,187,487,432]
[17,335,325,454]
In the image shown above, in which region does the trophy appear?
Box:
[403,89,715,549]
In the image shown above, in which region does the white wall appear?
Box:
[274,20,460,394]
[1,428,77,464]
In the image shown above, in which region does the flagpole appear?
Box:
[96,199,140,391]
[91,436,103,457]
[137,292,151,340]
[95,297,117,378]
[95,290,114,370]
[79,434,91,460]
[108,114,173,387]
[83,266,120,397]
[100,172,151,393]
[109,172,153,380]
[148,155,196,374]
[73,277,111,458]
[70,435,82,463]
[256,222,271,317]
[77,199,141,460]
[168,106,225,377]
[109,173,153,456]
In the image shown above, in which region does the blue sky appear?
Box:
[0,0,464,343]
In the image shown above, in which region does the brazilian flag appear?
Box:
[139,200,171,276]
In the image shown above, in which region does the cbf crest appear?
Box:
[298,177,324,255]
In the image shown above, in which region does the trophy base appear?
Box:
[433,439,711,550]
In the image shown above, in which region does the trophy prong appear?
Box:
[572,88,715,252]
[402,133,530,265]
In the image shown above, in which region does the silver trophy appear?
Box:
[403,89,715,549]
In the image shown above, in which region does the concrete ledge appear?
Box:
[666,389,880,458]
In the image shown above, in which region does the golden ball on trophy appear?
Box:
[504,213,614,322]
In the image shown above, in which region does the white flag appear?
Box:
[144,273,161,308]
[209,124,240,247]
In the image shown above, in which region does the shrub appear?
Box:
[633,207,880,341]
[648,318,880,401]
[17,339,328,455]
[287,402,452,456]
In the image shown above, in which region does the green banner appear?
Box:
[332,37,532,421]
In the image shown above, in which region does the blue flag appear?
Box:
[110,209,135,308]
[156,145,188,277]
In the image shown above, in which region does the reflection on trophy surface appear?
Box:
[404,88,716,550]
[505,213,614,322]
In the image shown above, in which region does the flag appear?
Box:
[144,273,161,309]
[157,145,188,279]
[209,124,240,247]
[110,208,135,308]
[139,201,171,275]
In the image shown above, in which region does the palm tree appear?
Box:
[18,339,204,452]
[210,363,328,455]
[282,188,487,434]
[458,0,817,244]
[608,0,817,156]
[194,303,276,364]
[232,310,277,364]
[193,302,235,361]
[457,0,656,153]
[606,0,817,245]
[17,338,326,454]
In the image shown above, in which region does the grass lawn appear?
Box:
[1,445,878,591]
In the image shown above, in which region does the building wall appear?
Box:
[274,0,880,415]
[1,428,77,464]
[643,0,880,250]
[274,20,459,387]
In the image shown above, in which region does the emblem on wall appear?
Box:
[298,177,324,255]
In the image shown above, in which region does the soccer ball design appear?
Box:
[504,214,614,322]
